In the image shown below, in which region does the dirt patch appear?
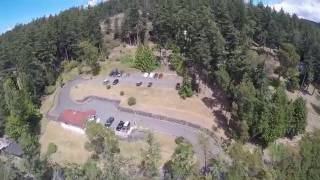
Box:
[39,121,91,165]
[70,81,215,129]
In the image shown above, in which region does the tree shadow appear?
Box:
[212,110,236,139]
[311,103,320,115]
[202,97,220,109]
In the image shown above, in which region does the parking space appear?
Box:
[103,69,182,89]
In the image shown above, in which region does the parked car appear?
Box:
[117,71,123,77]
[116,121,124,131]
[122,121,131,131]
[154,73,159,79]
[158,73,163,79]
[109,69,118,77]
[143,73,149,78]
[149,73,155,78]
[105,117,115,127]
[110,69,121,77]
[103,79,109,85]
[113,79,119,85]
[148,82,153,87]
[136,81,143,86]
[175,83,181,90]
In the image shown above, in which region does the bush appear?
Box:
[45,85,56,95]
[84,142,94,152]
[128,97,136,106]
[179,77,193,99]
[63,60,79,72]
[120,91,125,96]
[270,77,281,87]
[57,76,64,87]
[175,136,185,144]
[106,85,111,89]
[47,143,57,155]
[287,76,299,92]
[171,52,185,76]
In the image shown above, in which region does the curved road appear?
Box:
[49,77,223,160]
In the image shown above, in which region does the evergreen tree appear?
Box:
[170,139,195,179]
[286,97,307,138]
[134,45,157,72]
[78,40,100,74]
[140,132,161,177]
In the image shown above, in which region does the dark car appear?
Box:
[116,121,125,131]
[113,79,119,85]
[105,117,115,127]
[136,82,143,86]
[147,82,153,87]
[175,83,181,90]
[154,73,159,79]
[109,69,119,77]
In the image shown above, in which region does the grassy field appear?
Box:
[119,132,176,168]
[39,121,91,165]
[40,121,176,166]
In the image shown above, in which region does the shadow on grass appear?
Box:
[311,103,320,115]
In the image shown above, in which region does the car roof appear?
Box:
[124,121,130,126]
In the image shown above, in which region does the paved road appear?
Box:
[49,77,223,161]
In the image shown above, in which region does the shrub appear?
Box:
[106,85,111,89]
[57,76,64,87]
[91,153,99,160]
[175,136,185,144]
[63,60,79,72]
[120,91,125,96]
[128,97,136,106]
[47,143,57,155]
[178,77,193,99]
[45,85,56,95]
[84,142,93,152]
[171,52,186,76]
[287,76,299,92]
[79,65,92,74]
[270,77,281,87]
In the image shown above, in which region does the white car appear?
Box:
[143,73,149,78]
[149,73,155,78]
[103,79,109,84]
[123,121,131,130]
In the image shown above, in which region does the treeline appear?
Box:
[2,124,320,180]
[0,0,141,134]
[142,0,315,144]
[0,0,318,177]
[0,7,101,104]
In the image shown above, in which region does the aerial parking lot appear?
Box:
[69,71,216,129]
[44,68,223,164]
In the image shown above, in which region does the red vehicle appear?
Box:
[158,73,163,79]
